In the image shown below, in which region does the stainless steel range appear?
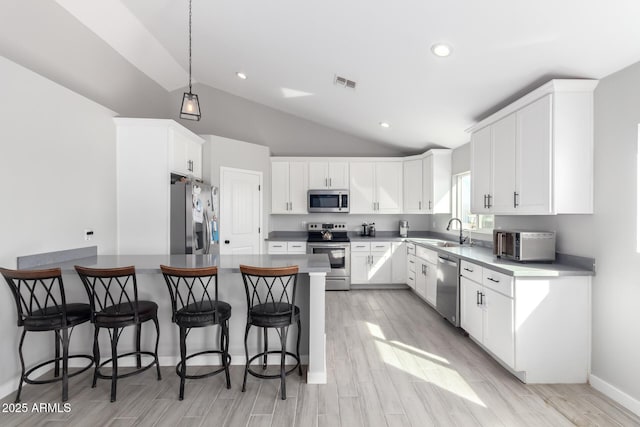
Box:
[306,222,351,291]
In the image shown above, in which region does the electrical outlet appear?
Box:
[301,221,307,229]
[84,229,94,241]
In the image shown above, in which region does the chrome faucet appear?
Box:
[446,218,467,245]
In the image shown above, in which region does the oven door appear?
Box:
[494,231,518,259]
[307,243,350,276]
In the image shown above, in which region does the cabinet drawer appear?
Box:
[406,243,416,256]
[416,246,438,264]
[351,242,371,252]
[460,260,483,282]
[407,255,417,273]
[370,242,391,252]
[407,270,416,289]
[267,242,288,253]
[483,269,514,298]
[287,242,306,253]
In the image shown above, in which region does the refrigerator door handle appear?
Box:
[203,210,211,254]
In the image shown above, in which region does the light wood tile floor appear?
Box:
[2,290,639,426]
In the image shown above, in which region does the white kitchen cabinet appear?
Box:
[267,241,306,254]
[170,126,203,179]
[271,160,308,214]
[406,243,416,290]
[469,79,598,214]
[351,241,407,286]
[460,260,515,369]
[459,259,590,383]
[403,150,452,214]
[350,161,402,214]
[308,161,349,189]
[414,245,437,306]
[415,259,428,300]
[114,118,205,255]
[391,242,406,284]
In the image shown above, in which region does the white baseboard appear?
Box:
[590,374,640,417]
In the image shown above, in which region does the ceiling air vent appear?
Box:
[334,75,357,89]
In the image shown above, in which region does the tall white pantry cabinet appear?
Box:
[114,118,204,254]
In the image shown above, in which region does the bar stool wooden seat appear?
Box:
[74,265,161,402]
[0,267,94,402]
[239,265,302,400]
[160,265,231,400]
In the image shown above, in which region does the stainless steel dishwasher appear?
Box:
[436,254,460,327]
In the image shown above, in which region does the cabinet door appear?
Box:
[391,242,407,284]
[170,128,189,176]
[431,151,452,214]
[460,277,483,342]
[369,252,392,284]
[425,261,437,306]
[491,115,517,214]
[288,161,308,213]
[351,252,371,284]
[423,155,434,213]
[483,286,515,368]
[415,261,428,299]
[375,162,403,214]
[403,159,423,213]
[328,162,349,189]
[470,126,492,213]
[185,139,202,179]
[271,162,290,214]
[349,162,375,213]
[516,95,553,214]
[308,161,328,189]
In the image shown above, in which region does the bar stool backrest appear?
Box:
[239,265,299,323]
[0,267,68,327]
[160,265,220,322]
[74,266,139,322]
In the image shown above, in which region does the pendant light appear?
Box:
[180,0,201,121]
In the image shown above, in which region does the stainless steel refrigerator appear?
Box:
[170,178,219,255]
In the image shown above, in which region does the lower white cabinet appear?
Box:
[267,241,307,254]
[351,241,405,285]
[460,259,590,383]
[414,245,437,306]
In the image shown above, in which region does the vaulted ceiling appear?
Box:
[26,1,640,151]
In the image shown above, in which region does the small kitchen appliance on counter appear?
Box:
[399,220,409,237]
[307,222,350,290]
[493,229,556,262]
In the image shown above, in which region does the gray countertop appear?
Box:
[37,254,332,275]
[406,238,594,278]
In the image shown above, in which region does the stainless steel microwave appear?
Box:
[307,190,349,213]
[493,230,556,262]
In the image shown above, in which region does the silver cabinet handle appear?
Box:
[329,177,332,187]
[428,200,432,210]
[514,191,519,208]
[476,290,481,305]
[463,267,474,273]
[486,277,500,283]
[483,194,487,209]
[487,194,492,208]
[418,201,421,210]
[325,178,328,187]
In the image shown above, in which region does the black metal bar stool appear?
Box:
[239,265,302,400]
[74,265,161,402]
[0,267,94,402]
[160,265,231,400]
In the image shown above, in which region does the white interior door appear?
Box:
[220,167,262,255]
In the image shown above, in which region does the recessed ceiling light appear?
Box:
[379,122,391,128]
[431,43,452,57]
[236,72,247,80]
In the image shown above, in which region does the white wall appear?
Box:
[203,134,271,252]
[0,55,118,397]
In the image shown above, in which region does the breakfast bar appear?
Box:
[29,252,331,385]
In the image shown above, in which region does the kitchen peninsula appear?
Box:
[21,248,331,385]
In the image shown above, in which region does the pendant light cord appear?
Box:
[188,0,193,93]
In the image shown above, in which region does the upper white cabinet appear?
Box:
[350,161,403,214]
[403,150,452,214]
[308,161,349,189]
[469,79,598,215]
[170,127,203,179]
[271,160,308,214]
[114,118,204,254]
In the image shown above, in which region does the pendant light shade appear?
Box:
[180,0,201,121]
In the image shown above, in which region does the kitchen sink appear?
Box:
[409,238,459,247]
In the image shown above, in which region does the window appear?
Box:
[451,172,494,231]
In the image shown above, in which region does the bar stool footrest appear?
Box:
[24,354,94,385]
[246,350,300,379]
[176,350,231,379]
[95,351,158,380]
